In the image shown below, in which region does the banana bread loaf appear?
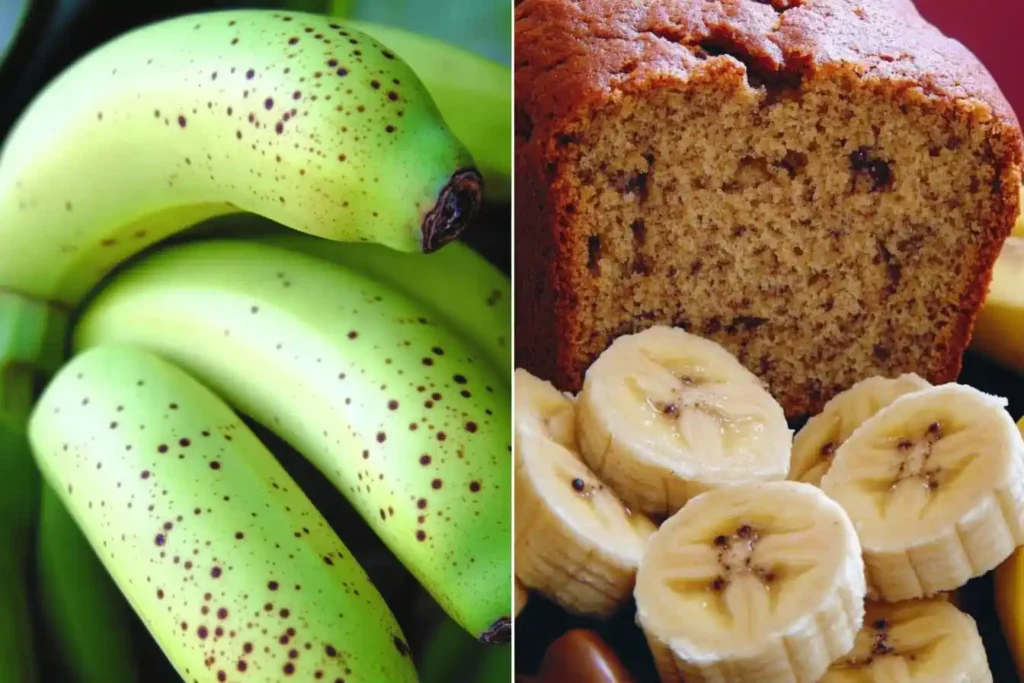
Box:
[514,0,1022,417]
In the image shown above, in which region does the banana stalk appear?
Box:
[0,292,67,683]
[36,486,140,683]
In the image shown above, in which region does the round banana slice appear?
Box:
[514,578,529,618]
[515,369,656,617]
[576,326,791,517]
[822,600,992,682]
[821,383,1024,602]
[791,374,932,486]
[634,481,866,683]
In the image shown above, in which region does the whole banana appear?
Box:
[74,239,512,643]
[0,9,482,307]
[259,232,511,378]
[30,344,418,683]
[345,20,511,199]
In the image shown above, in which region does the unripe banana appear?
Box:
[258,232,511,378]
[0,9,482,306]
[36,486,140,683]
[29,345,418,683]
[0,9,482,680]
[345,20,511,200]
[74,239,512,643]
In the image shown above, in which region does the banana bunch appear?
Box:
[517,325,1020,681]
[0,7,509,682]
[74,238,512,643]
[32,346,420,682]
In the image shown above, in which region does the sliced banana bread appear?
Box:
[514,0,1022,417]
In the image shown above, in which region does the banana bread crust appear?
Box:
[514,0,1023,416]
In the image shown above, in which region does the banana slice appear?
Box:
[634,481,866,683]
[515,579,529,618]
[791,374,932,486]
[576,326,792,516]
[821,384,1024,601]
[822,600,992,682]
[515,369,656,617]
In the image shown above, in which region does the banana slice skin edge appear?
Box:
[821,383,1024,602]
[576,327,793,517]
[634,480,866,683]
[515,369,656,618]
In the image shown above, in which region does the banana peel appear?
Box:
[346,20,511,200]
[970,237,1024,369]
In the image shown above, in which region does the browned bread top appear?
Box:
[515,0,1020,147]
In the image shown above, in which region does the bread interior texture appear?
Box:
[563,58,1013,415]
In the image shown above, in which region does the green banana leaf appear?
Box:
[330,0,510,65]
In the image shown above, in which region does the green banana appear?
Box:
[259,232,511,378]
[345,20,510,199]
[74,239,512,643]
[0,8,482,306]
[29,344,418,683]
[36,486,140,683]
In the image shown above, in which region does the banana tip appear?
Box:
[479,616,511,644]
[421,168,484,252]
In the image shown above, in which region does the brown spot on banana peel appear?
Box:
[420,168,483,252]
[479,616,511,644]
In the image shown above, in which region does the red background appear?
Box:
[915,0,1023,121]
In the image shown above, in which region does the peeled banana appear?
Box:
[821,383,1024,601]
[790,374,931,486]
[74,239,511,643]
[576,326,791,517]
[30,345,418,682]
[634,481,866,683]
[821,599,991,682]
[515,369,655,618]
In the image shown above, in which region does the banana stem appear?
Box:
[0,291,69,683]
[0,540,37,683]
[37,486,140,683]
